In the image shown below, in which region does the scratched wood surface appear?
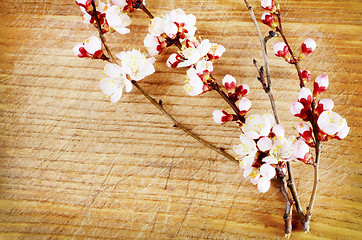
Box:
[0,0,361,239]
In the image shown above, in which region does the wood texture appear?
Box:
[0,0,361,239]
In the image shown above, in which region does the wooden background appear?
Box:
[0,0,361,239]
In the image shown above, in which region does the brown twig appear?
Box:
[132,81,238,163]
[276,166,294,238]
[275,13,305,88]
[303,107,322,232]
[212,82,245,122]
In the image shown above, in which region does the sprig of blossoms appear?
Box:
[144,9,196,56]
[77,0,131,34]
[99,49,155,102]
[291,74,349,145]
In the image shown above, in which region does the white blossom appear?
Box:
[116,49,155,81]
[242,113,276,139]
[100,63,132,103]
[106,5,131,34]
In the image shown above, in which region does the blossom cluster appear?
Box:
[76,0,131,34]
[232,114,312,193]
[100,50,155,103]
[291,74,349,143]
[144,9,197,56]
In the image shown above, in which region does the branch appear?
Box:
[243,0,305,230]
[90,0,238,164]
[212,82,245,123]
[303,112,322,232]
[132,81,238,163]
[276,166,294,237]
[275,13,305,88]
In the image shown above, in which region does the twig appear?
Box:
[276,166,294,238]
[132,81,238,163]
[275,13,305,88]
[140,3,154,19]
[212,82,245,122]
[303,111,322,232]
[91,0,115,62]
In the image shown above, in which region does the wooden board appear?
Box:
[0,0,361,239]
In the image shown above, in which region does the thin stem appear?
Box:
[140,4,154,19]
[275,13,305,88]
[91,0,115,62]
[132,81,238,163]
[243,0,271,88]
[213,82,245,123]
[286,163,305,224]
[303,113,321,232]
[276,166,294,237]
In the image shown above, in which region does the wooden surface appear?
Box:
[0,0,361,239]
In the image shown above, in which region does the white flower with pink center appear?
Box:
[297,122,314,145]
[116,49,155,81]
[292,138,312,164]
[208,43,225,60]
[73,36,105,59]
[222,75,236,92]
[212,110,233,124]
[262,135,293,164]
[242,113,276,139]
[238,97,252,113]
[178,39,212,67]
[167,9,197,40]
[258,164,276,193]
[100,63,132,103]
[273,42,289,59]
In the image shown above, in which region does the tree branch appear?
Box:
[90,0,238,164]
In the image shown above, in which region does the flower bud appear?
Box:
[317,110,349,140]
[298,87,313,109]
[301,38,316,57]
[212,110,233,124]
[297,123,314,145]
[290,102,308,120]
[235,83,250,97]
[273,42,289,59]
[314,98,334,115]
[222,75,236,92]
[261,0,276,12]
[300,69,311,84]
[238,97,251,114]
[76,0,93,13]
[313,75,329,96]
[292,139,313,164]
[261,12,277,30]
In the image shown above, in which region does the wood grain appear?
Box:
[0,0,361,239]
